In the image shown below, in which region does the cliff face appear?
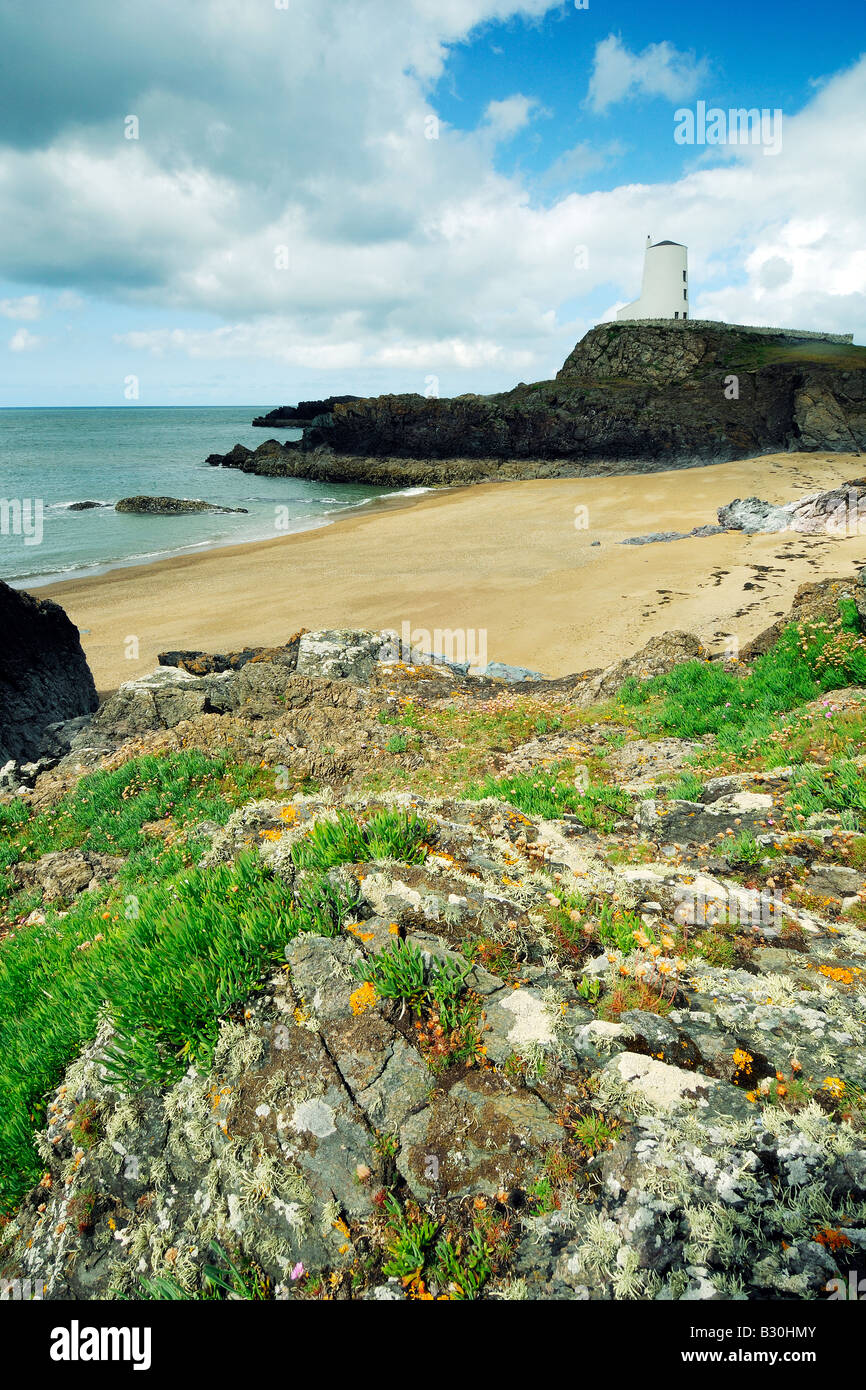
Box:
[0,582,98,766]
[207,322,866,485]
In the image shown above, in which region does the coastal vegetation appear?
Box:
[2,586,866,1299]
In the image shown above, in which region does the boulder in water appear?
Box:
[115,496,248,514]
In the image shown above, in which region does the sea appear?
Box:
[0,407,404,588]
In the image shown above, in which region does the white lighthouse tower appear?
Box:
[617,236,689,321]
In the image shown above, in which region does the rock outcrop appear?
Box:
[115,496,248,515]
[4,783,866,1301]
[4,595,866,1303]
[719,479,866,535]
[0,582,98,766]
[252,396,361,427]
[208,323,866,485]
[741,574,866,659]
[157,635,305,676]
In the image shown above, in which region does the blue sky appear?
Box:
[436,0,857,185]
[0,0,863,406]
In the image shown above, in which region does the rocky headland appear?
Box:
[206,322,866,488]
[2,578,866,1301]
[251,396,362,428]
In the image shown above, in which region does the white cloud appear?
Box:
[0,294,41,320]
[540,139,624,186]
[55,290,84,311]
[106,44,866,376]
[0,4,862,395]
[483,94,543,140]
[113,322,536,374]
[9,327,42,350]
[587,35,710,114]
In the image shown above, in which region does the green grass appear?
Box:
[356,938,471,1022]
[355,939,481,1071]
[433,1224,494,1299]
[466,769,631,830]
[0,774,431,1213]
[847,837,866,871]
[617,606,866,760]
[0,751,273,869]
[720,337,866,373]
[0,850,357,1209]
[290,808,432,872]
[381,1194,495,1298]
[384,697,587,752]
[97,851,358,1090]
[786,759,866,831]
[596,900,647,954]
[667,772,704,801]
[382,1194,439,1281]
[728,829,763,863]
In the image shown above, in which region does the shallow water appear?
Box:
[0,407,396,587]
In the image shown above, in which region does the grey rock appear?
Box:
[37,714,93,760]
[719,480,866,535]
[397,1072,561,1201]
[480,983,563,1067]
[356,1037,432,1135]
[481,662,547,683]
[635,792,773,844]
[604,1052,752,1120]
[14,849,125,903]
[805,863,866,898]
[295,629,394,682]
[582,954,612,978]
[620,525,725,546]
[607,737,702,789]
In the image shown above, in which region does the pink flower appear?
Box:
[291,1262,305,1280]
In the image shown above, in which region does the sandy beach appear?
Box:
[39,452,866,694]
